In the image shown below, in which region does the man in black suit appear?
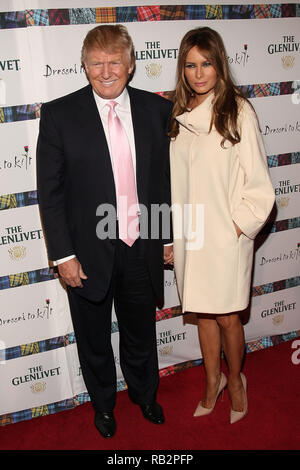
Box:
[37,25,173,438]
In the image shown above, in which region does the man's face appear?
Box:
[84,48,133,100]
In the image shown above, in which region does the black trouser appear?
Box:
[67,237,159,412]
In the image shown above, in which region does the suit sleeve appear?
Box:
[36,103,75,261]
[231,102,275,240]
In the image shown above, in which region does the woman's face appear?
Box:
[184,46,218,105]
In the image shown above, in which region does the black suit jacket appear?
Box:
[37,84,172,303]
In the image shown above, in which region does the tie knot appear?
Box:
[107,100,118,111]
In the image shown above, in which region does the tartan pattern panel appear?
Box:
[95,8,117,24]
[0,268,55,291]
[186,5,206,19]
[137,6,160,21]
[0,191,38,211]
[25,10,49,26]
[206,4,223,19]
[0,11,26,29]
[160,5,186,20]
[69,8,96,25]
[282,3,296,17]
[48,9,70,26]
[0,5,298,29]
[116,6,137,23]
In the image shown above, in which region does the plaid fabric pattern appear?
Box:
[21,342,40,356]
[157,306,183,321]
[246,339,264,352]
[3,107,13,123]
[95,8,116,23]
[15,104,37,122]
[9,272,30,288]
[270,4,282,18]
[25,9,49,26]
[253,83,271,97]
[1,334,76,363]
[0,191,38,211]
[273,280,287,292]
[291,152,300,164]
[5,345,21,360]
[280,81,294,95]
[76,392,91,405]
[0,268,55,291]
[34,103,42,119]
[0,194,17,210]
[206,5,223,19]
[137,6,160,21]
[116,7,137,23]
[275,219,289,232]
[254,4,273,18]
[160,5,186,21]
[31,406,49,418]
[0,11,26,29]
[69,8,96,25]
[286,276,300,288]
[282,3,296,17]
[269,82,280,95]
[278,153,292,166]
[238,84,255,98]
[227,5,255,19]
[186,5,206,19]
[48,9,70,25]
[289,217,300,230]
[117,379,127,392]
[0,415,13,426]
[267,154,279,167]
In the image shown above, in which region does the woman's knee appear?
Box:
[216,313,241,330]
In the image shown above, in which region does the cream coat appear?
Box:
[170,94,275,314]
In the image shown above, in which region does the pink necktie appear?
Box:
[107,101,139,246]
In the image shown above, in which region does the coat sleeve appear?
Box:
[36,103,75,261]
[231,101,275,240]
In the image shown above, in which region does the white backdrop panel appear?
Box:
[0,348,74,415]
[156,316,200,369]
[271,163,300,221]
[245,286,300,341]
[0,205,48,276]
[252,95,300,156]
[253,228,300,286]
[0,120,39,194]
[0,280,71,348]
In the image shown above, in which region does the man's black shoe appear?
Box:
[140,402,165,424]
[94,411,116,438]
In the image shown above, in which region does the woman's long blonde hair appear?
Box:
[169,27,246,147]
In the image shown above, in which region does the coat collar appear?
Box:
[176,92,215,135]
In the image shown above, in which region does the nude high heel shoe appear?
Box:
[193,372,227,417]
[230,373,248,424]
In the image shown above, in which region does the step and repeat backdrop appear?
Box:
[0,0,299,425]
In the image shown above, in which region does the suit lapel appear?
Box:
[77,85,116,206]
[128,87,151,207]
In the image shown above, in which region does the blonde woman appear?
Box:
[169,27,275,423]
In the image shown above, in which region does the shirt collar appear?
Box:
[92,87,130,112]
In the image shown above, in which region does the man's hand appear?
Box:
[58,258,88,288]
[164,245,174,265]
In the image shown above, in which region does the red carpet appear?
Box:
[0,339,299,451]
